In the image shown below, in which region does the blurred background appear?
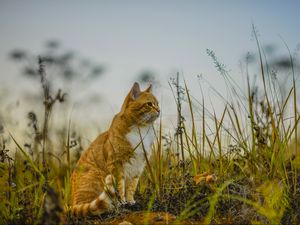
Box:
[0,0,299,144]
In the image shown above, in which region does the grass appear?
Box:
[0,32,300,224]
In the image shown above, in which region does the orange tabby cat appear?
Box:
[71,82,160,216]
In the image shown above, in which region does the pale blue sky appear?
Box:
[0,0,300,127]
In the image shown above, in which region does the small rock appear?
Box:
[118,221,133,225]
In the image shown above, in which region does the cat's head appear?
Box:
[121,82,160,126]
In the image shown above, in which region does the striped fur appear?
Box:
[71,175,116,216]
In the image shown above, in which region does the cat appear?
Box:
[70,82,160,216]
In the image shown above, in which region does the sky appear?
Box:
[0,0,300,133]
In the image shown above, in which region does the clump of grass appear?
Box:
[0,57,69,225]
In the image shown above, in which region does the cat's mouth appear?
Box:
[141,112,160,124]
[152,110,160,119]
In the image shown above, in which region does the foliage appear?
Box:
[10,40,105,82]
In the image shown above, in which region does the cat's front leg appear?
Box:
[125,176,139,205]
[116,169,126,204]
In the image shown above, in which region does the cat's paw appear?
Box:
[117,199,127,207]
[124,200,140,210]
[127,200,136,205]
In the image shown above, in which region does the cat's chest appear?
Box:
[126,126,155,153]
[124,126,155,178]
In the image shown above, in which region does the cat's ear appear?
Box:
[130,82,141,100]
[120,82,141,113]
[145,84,152,93]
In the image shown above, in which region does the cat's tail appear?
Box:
[71,174,116,216]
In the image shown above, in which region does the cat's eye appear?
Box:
[147,102,153,107]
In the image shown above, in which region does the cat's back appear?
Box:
[75,131,110,167]
[71,131,110,195]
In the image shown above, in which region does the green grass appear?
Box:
[0,33,300,225]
